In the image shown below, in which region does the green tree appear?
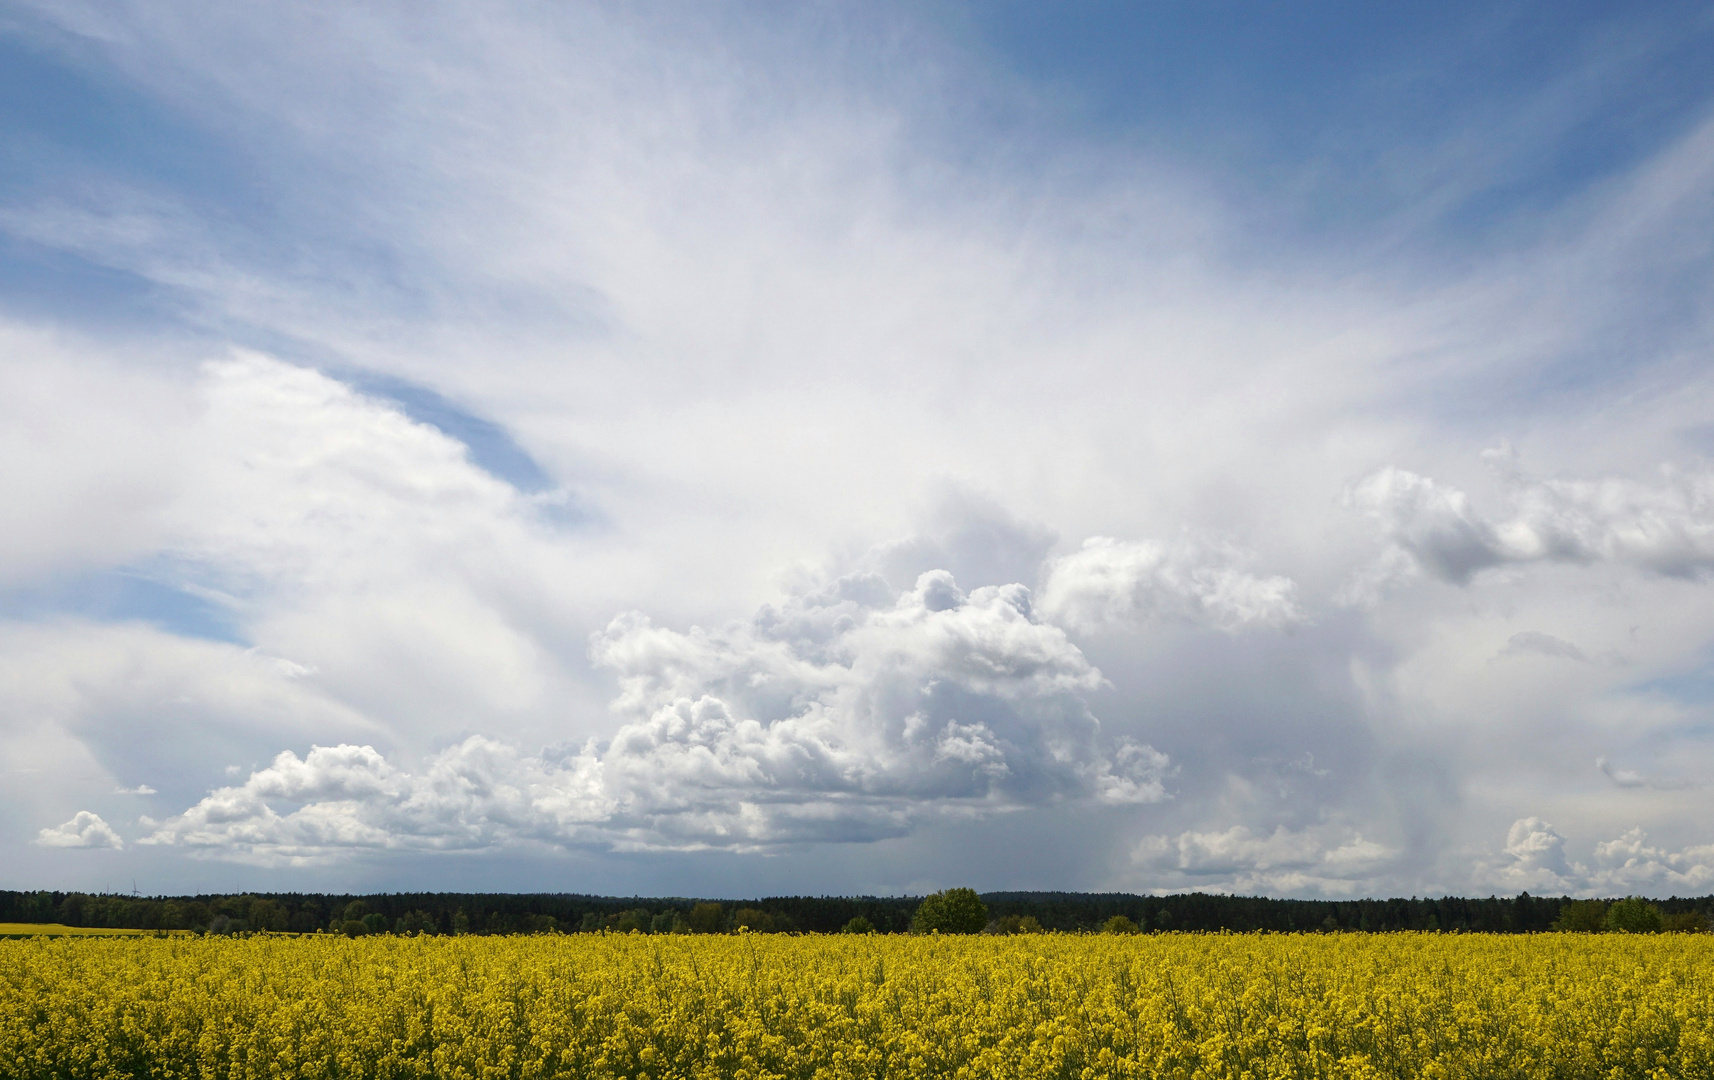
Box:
[1551,900,1610,932]
[841,916,875,934]
[1604,896,1664,933]
[1103,915,1139,934]
[396,910,436,935]
[731,908,774,932]
[686,902,725,934]
[912,888,987,934]
[58,893,89,927]
[1663,910,1708,933]
[248,899,289,932]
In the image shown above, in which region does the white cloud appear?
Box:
[0,618,387,807]
[142,569,1169,862]
[1133,815,1714,900]
[140,739,610,863]
[1505,814,1571,874]
[1039,537,1301,634]
[0,352,603,752]
[1587,828,1714,893]
[114,784,158,795]
[0,327,192,589]
[1132,823,1394,896]
[34,811,124,850]
[1477,817,1714,895]
[1351,457,1714,587]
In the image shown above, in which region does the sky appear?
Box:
[3,0,1714,900]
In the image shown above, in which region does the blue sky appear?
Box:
[964,1,1714,201]
[4,0,1714,898]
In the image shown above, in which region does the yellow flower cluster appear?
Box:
[3,931,1711,1079]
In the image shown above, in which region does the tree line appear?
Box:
[3,888,1708,936]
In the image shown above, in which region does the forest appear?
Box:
[4,888,1709,936]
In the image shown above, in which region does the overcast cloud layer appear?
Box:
[5,1,1714,899]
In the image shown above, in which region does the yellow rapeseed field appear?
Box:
[2,931,1710,1079]
[0,923,192,938]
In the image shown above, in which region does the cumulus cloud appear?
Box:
[34,811,124,850]
[862,486,1059,599]
[140,740,610,862]
[1350,458,1714,587]
[1587,829,1714,893]
[0,618,387,817]
[1480,817,1714,895]
[1501,815,1571,880]
[1130,814,1714,901]
[1038,537,1301,634]
[143,569,1169,861]
[1132,823,1394,896]
[114,784,158,795]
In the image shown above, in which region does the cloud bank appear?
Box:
[141,568,1171,862]
[1483,818,1714,896]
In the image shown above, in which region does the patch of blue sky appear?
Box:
[933,0,1714,243]
[0,33,249,201]
[0,28,264,331]
[0,229,177,327]
[1625,658,1714,711]
[0,25,443,334]
[342,371,559,496]
[0,568,245,645]
[0,22,615,368]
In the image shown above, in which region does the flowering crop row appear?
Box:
[3,931,1711,1079]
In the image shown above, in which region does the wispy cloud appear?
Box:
[1597,757,1695,791]
[1497,632,1588,663]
